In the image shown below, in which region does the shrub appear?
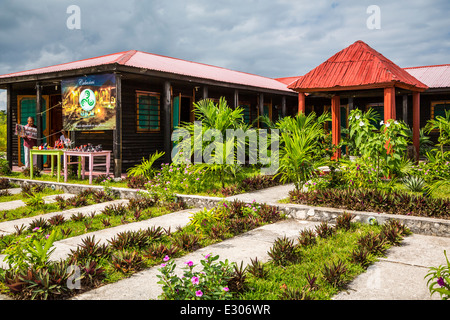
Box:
[321,259,348,288]
[402,175,426,192]
[425,250,450,300]
[157,254,234,300]
[289,188,450,218]
[268,236,301,266]
[111,250,145,274]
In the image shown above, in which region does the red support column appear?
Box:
[331,95,341,159]
[298,93,306,114]
[412,91,421,161]
[384,86,396,121]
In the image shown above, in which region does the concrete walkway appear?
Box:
[0,193,76,211]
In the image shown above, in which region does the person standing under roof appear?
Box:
[23,116,37,168]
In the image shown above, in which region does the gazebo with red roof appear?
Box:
[288,40,428,160]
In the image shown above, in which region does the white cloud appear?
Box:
[0,0,448,79]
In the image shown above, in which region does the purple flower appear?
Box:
[437,277,446,287]
[223,203,228,208]
[191,276,199,285]
[195,290,203,297]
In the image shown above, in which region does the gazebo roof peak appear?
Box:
[288,40,428,92]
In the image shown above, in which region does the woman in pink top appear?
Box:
[23,117,37,168]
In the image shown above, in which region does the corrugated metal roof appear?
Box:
[288,40,428,92]
[0,50,294,92]
[404,64,450,89]
[275,76,302,86]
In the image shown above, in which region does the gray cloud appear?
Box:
[0,0,449,110]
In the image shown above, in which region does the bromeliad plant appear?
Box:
[157,254,234,300]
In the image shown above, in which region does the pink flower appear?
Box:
[223,287,229,292]
[195,290,203,297]
[160,263,166,267]
[163,255,170,262]
[185,261,193,267]
[205,254,211,260]
[191,276,199,285]
[32,227,40,232]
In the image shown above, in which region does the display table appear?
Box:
[29,149,65,182]
[63,150,111,184]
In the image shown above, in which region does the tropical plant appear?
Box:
[275,112,330,191]
[425,109,450,157]
[345,109,411,181]
[425,250,450,300]
[402,175,426,192]
[126,150,165,180]
[157,254,234,300]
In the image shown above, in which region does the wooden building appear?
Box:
[0,50,298,176]
[0,41,448,176]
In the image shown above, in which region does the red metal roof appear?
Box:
[275,76,303,86]
[0,50,294,92]
[404,64,450,89]
[288,40,428,92]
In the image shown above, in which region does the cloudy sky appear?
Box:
[0,0,449,110]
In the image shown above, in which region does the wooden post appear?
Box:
[281,96,286,117]
[36,83,43,170]
[113,74,122,177]
[258,93,264,127]
[6,84,12,169]
[331,95,341,159]
[163,81,172,163]
[412,91,420,161]
[402,95,408,124]
[202,86,208,100]
[348,97,354,111]
[298,92,306,114]
[384,87,396,121]
[233,89,239,109]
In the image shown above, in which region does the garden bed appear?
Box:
[0,199,284,300]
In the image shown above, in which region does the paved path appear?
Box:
[0,193,76,211]
[225,183,295,204]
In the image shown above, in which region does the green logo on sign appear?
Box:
[79,89,96,111]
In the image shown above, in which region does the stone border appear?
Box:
[3,177,450,238]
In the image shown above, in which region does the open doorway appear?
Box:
[172,94,193,130]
